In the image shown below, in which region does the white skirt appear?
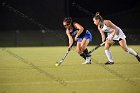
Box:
[108,27,126,41]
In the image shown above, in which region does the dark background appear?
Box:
[0,0,140,47]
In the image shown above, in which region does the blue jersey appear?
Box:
[67,22,87,38]
[67,22,92,42]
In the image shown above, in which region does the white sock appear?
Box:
[127,48,137,56]
[105,49,114,62]
[85,57,91,63]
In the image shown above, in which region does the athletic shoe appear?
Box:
[82,61,91,64]
[105,61,114,65]
[82,57,92,64]
[136,55,140,62]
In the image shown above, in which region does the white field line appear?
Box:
[0,78,140,85]
[66,78,140,83]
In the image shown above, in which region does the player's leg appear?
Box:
[81,30,92,56]
[104,40,114,65]
[76,39,86,60]
[80,38,92,64]
[81,38,90,56]
[119,39,140,62]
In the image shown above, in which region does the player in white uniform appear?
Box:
[93,12,140,65]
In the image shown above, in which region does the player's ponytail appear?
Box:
[94,12,103,22]
[95,12,100,16]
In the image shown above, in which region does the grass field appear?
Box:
[0,45,140,93]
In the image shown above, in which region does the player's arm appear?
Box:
[73,22,84,41]
[66,29,73,47]
[104,20,118,40]
[98,26,105,42]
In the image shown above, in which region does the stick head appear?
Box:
[55,63,59,66]
[55,62,61,66]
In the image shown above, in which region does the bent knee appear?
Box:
[76,48,82,54]
[79,45,85,51]
[104,45,110,50]
[122,47,128,52]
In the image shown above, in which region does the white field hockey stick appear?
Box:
[55,43,75,66]
[55,50,69,66]
[88,42,105,54]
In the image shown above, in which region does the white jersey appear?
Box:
[101,24,126,41]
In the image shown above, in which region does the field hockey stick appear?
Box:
[88,42,105,54]
[55,50,69,66]
[55,43,75,66]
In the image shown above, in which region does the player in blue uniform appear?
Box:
[63,17,92,64]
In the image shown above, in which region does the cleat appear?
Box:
[105,61,114,65]
[136,55,140,62]
[82,57,92,64]
[82,61,92,64]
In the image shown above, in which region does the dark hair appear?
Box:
[63,17,72,25]
[93,12,103,22]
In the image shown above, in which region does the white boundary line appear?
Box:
[0,78,140,85]
[66,78,140,83]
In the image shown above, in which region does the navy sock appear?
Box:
[80,53,86,60]
[83,48,91,57]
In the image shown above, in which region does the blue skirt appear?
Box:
[77,30,92,42]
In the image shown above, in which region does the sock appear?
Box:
[83,48,91,57]
[105,49,113,62]
[83,48,88,54]
[127,48,137,56]
[80,53,86,60]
